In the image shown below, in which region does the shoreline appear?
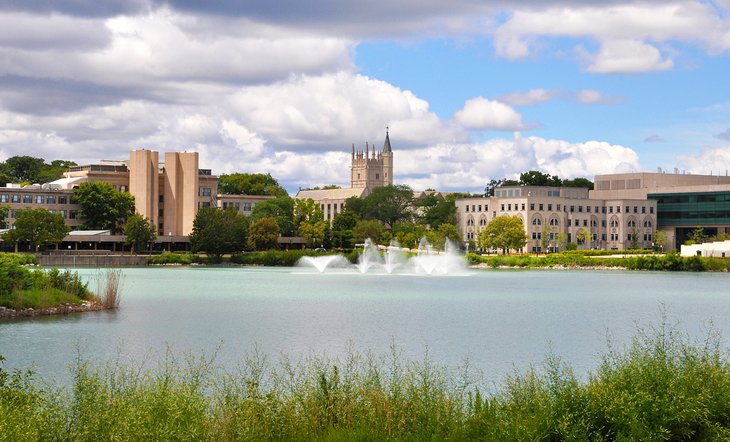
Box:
[0,301,110,319]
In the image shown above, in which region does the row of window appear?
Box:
[464,202,655,215]
[468,217,653,228]
[222,202,254,212]
[321,203,345,220]
[0,194,70,205]
[8,208,78,219]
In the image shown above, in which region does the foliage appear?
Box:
[519,170,562,187]
[74,182,135,233]
[575,227,590,248]
[0,204,9,229]
[684,227,707,246]
[562,177,595,189]
[331,212,359,249]
[293,198,324,224]
[2,208,69,250]
[299,221,328,248]
[352,219,384,244]
[189,207,249,259]
[392,222,426,249]
[485,173,593,195]
[654,229,669,251]
[231,249,324,266]
[0,258,90,309]
[5,321,730,440]
[217,173,288,197]
[147,252,198,265]
[415,193,456,228]
[478,215,527,254]
[425,223,461,251]
[124,213,157,253]
[347,185,414,227]
[247,217,280,251]
[249,196,297,237]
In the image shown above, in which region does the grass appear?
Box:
[3,318,730,440]
[94,267,123,309]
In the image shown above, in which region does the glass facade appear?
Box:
[649,191,730,226]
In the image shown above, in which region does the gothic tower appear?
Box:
[350,130,393,191]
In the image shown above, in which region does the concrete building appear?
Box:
[456,186,657,252]
[296,130,393,223]
[590,172,730,249]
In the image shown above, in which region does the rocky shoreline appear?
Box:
[0,301,108,319]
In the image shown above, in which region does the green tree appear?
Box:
[393,222,426,250]
[353,219,384,244]
[218,173,288,197]
[654,229,668,251]
[249,196,296,236]
[247,217,280,251]
[331,211,359,249]
[425,223,461,251]
[685,227,707,245]
[519,170,562,187]
[74,182,135,233]
[562,177,594,190]
[2,208,69,251]
[1,156,45,183]
[299,220,328,248]
[415,194,456,228]
[356,184,414,227]
[293,198,324,224]
[124,213,157,253]
[189,207,249,260]
[478,216,527,254]
[576,227,590,249]
[0,205,9,229]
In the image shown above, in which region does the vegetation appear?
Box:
[1,208,69,251]
[0,156,76,184]
[485,170,594,196]
[232,249,326,266]
[147,252,201,265]
[74,181,135,233]
[0,255,91,310]
[346,184,415,227]
[190,207,249,261]
[3,320,730,440]
[217,173,288,197]
[478,215,527,254]
[247,217,281,251]
[249,196,297,237]
[124,213,157,253]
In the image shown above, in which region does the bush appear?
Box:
[147,252,197,265]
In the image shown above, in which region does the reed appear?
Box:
[2,319,730,440]
[94,267,123,309]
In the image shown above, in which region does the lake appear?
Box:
[2,266,730,386]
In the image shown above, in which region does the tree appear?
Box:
[2,208,69,251]
[0,205,9,229]
[562,177,594,190]
[654,230,668,252]
[685,227,707,245]
[331,211,359,249]
[247,217,280,251]
[189,207,249,259]
[249,196,297,236]
[415,193,456,228]
[519,170,562,187]
[1,156,45,183]
[299,220,328,248]
[355,184,414,227]
[74,182,135,233]
[124,213,157,253]
[478,216,527,254]
[576,227,590,249]
[353,219,384,244]
[218,173,288,197]
[293,198,324,224]
[425,223,461,251]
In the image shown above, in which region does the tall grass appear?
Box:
[94,268,123,309]
[3,319,730,440]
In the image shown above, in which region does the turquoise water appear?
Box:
[1,267,730,385]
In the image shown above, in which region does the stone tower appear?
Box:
[351,130,393,190]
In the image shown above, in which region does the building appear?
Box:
[590,172,730,249]
[456,186,657,252]
[296,130,393,223]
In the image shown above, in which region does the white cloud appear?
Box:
[585,39,673,73]
[453,97,526,131]
[677,147,730,175]
[499,88,556,106]
[576,88,622,104]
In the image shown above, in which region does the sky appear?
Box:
[1,0,730,194]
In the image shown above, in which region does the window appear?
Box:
[570,205,574,212]
[642,206,646,214]
[626,206,630,213]
[479,219,487,226]
[69,210,78,219]
[627,220,636,228]
[11,194,20,203]
[602,207,606,214]
[586,206,591,213]
[643,220,652,227]
[521,203,525,211]
[23,195,32,203]
[609,206,613,213]
[530,203,535,210]
[58,196,67,204]
[47,195,56,204]
[0,195,7,203]
[633,206,638,213]
[578,206,583,213]
[550,218,559,226]
[120,185,127,192]
[243,202,252,211]
[35,195,44,204]
[532,232,542,239]
[508,204,512,211]
[583,219,588,227]
[375,173,379,179]
[501,204,505,211]
[59,210,67,218]
[616,206,621,213]
[650,207,654,214]
[465,205,469,212]
[532,218,542,225]
[467,218,474,226]
[557,204,561,211]
[539,204,544,211]
[472,205,476,212]
[610,219,619,227]
[201,202,211,208]
[159,195,164,203]
[199,187,211,197]
[478,205,482,212]
[602,220,606,227]
[574,219,579,226]
[547,204,552,211]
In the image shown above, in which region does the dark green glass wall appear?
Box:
[648,191,730,226]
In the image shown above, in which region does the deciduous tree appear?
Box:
[247,217,280,251]
[74,182,134,233]
[218,173,288,197]
[2,208,69,251]
[124,213,157,253]
[189,207,249,260]
[478,216,527,254]
[250,196,296,236]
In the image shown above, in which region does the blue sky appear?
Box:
[1,1,730,193]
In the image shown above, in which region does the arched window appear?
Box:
[643,220,652,227]
[532,218,542,225]
[627,219,637,228]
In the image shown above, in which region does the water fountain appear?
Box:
[296,237,468,275]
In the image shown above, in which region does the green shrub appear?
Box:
[147,252,196,265]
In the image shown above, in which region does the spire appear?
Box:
[351,143,355,158]
[382,127,392,153]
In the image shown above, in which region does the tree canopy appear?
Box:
[124,213,157,253]
[478,215,527,254]
[249,196,297,236]
[0,156,77,184]
[73,182,135,233]
[485,171,594,195]
[247,217,280,251]
[218,173,288,197]
[346,184,414,227]
[2,208,69,251]
[189,207,249,259]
